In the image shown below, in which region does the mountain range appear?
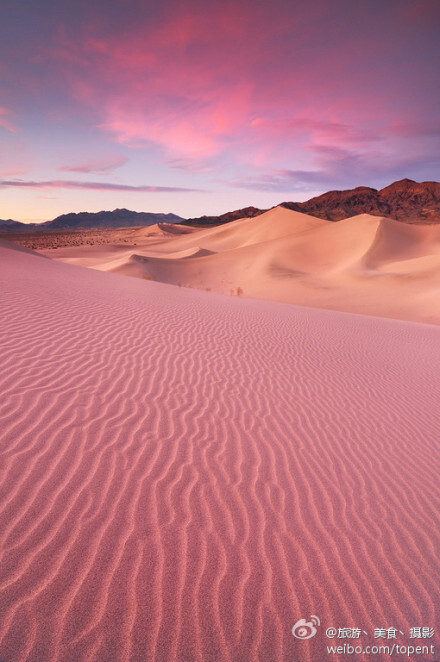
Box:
[281,178,440,222]
[186,179,440,225]
[0,209,184,231]
[1,179,439,231]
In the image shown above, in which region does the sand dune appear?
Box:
[142,206,329,254]
[0,241,439,661]
[39,207,440,324]
[157,222,200,235]
[122,213,440,323]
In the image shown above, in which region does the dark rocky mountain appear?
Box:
[186,179,440,225]
[284,179,440,222]
[183,206,263,226]
[374,179,440,222]
[43,208,184,229]
[282,186,389,220]
[0,209,184,231]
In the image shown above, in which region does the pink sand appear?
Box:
[0,241,439,661]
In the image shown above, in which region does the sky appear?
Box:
[0,0,439,221]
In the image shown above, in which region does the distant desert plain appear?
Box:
[1,202,440,661]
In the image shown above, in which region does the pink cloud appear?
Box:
[228,168,331,192]
[0,166,27,176]
[22,0,439,186]
[166,157,216,174]
[59,154,128,173]
[387,121,440,139]
[229,142,438,193]
[41,3,280,160]
[0,179,200,192]
[250,117,384,147]
[0,107,17,133]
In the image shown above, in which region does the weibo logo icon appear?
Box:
[291,615,320,639]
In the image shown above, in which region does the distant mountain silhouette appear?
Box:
[44,208,184,229]
[0,209,184,231]
[0,218,29,230]
[186,179,440,225]
[1,179,439,231]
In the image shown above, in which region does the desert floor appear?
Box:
[1,224,439,660]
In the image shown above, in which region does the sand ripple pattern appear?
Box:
[0,246,439,662]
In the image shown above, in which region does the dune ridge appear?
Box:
[0,242,439,661]
[39,207,440,325]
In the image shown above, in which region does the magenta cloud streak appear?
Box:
[0,179,200,193]
[59,154,129,173]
